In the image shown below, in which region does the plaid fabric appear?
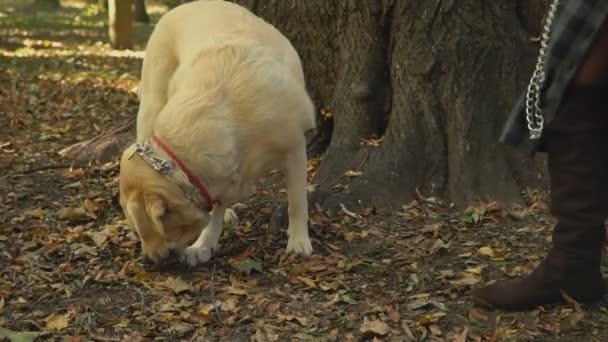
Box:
[499,0,608,154]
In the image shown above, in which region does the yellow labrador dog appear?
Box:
[119,0,315,266]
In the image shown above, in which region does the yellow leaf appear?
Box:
[243,221,253,233]
[28,208,46,219]
[192,304,212,325]
[478,246,495,258]
[465,266,482,275]
[344,170,362,178]
[171,277,191,294]
[45,313,69,331]
[417,312,446,326]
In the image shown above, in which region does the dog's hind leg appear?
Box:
[180,204,226,266]
[284,143,313,256]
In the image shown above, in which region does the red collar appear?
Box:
[151,135,218,211]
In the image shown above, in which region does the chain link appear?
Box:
[133,141,175,175]
[525,0,560,140]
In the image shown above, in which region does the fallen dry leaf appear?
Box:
[360,319,390,337]
[297,276,317,288]
[220,297,238,312]
[344,170,362,178]
[0,328,47,342]
[45,313,70,331]
[230,257,263,276]
[171,277,192,294]
[452,327,469,342]
[343,231,355,242]
[386,305,400,323]
[191,304,212,325]
[478,246,495,258]
[448,274,481,286]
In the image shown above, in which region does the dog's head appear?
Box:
[118,145,210,263]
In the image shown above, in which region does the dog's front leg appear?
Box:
[285,144,313,256]
[180,204,225,266]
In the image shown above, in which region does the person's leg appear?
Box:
[472,21,608,311]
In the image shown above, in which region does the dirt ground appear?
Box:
[1,1,607,341]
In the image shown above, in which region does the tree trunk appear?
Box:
[64,0,550,210]
[234,0,549,210]
[133,0,150,23]
[108,0,134,49]
[35,0,60,8]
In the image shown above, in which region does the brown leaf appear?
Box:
[448,274,480,286]
[360,319,390,336]
[452,327,468,342]
[322,292,340,308]
[297,276,317,288]
[386,305,400,323]
[220,297,238,312]
[468,307,489,323]
[277,313,310,327]
[83,198,101,217]
[254,325,279,342]
[343,232,355,242]
[58,207,89,222]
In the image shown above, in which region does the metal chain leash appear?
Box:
[525,0,560,140]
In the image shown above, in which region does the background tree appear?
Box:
[61,0,550,211]
[108,0,133,49]
[34,0,61,8]
[134,0,149,23]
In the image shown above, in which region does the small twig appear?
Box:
[126,282,146,315]
[136,288,146,315]
[357,144,373,171]
[210,263,224,325]
[6,163,86,178]
[91,335,120,342]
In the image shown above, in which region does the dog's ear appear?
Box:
[144,193,167,227]
[125,195,166,239]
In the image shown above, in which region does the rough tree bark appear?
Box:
[108,0,134,49]
[133,0,150,23]
[62,0,549,210]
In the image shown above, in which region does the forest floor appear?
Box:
[1,1,607,341]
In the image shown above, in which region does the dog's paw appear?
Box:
[180,245,213,266]
[286,236,313,256]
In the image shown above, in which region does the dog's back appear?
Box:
[137,0,315,142]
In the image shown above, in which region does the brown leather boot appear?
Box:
[472,85,608,311]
